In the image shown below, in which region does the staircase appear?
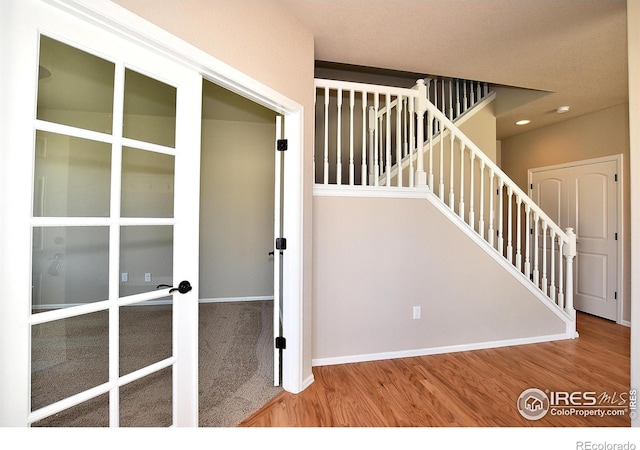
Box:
[313,76,577,349]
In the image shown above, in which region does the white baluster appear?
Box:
[414,80,427,187]
[349,90,354,186]
[408,97,415,188]
[564,228,577,317]
[498,179,504,255]
[434,79,438,124]
[336,88,342,185]
[449,131,455,210]
[385,93,391,187]
[488,169,494,246]
[463,80,468,113]
[448,80,453,120]
[524,204,531,279]
[373,94,380,186]
[469,150,475,229]
[361,91,368,186]
[428,110,433,191]
[541,221,548,295]
[516,196,522,271]
[455,79,461,118]
[558,235,565,309]
[439,118,445,201]
[313,89,317,184]
[507,187,513,264]
[533,212,540,287]
[441,79,445,122]
[479,160,485,239]
[368,105,375,186]
[470,81,475,105]
[459,141,465,220]
[550,229,556,302]
[323,87,329,185]
[396,95,403,187]
[403,98,408,159]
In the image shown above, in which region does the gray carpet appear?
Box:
[198,300,283,427]
[30,300,281,427]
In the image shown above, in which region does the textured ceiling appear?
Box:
[276,0,629,139]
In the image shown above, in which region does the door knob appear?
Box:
[156,280,192,294]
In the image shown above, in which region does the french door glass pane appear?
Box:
[119,226,173,297]
[32,226,109,313]
[121,147,175,218]
[123,69,176,148]
[37,35,115,134]
[33,130,111,218]
[120,299,173,376]
[120,367,172,427]
[31,394,109,427]
[31,310,109,410]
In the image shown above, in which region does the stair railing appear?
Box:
[421,95,576,318]
[314,77,577,321]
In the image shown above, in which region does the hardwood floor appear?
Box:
[240,312,631,427]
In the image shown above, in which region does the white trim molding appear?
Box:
[313,333,573,367]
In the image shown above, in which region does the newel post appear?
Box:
[414,79,428,188]
[563,227,577,320]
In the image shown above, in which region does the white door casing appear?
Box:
[529,156,622,323]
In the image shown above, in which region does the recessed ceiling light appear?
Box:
[516,119,531,126]
[556,106,570,114]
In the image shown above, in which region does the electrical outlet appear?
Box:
[144,273,152,282]
[121,272,128,282]
[413,306,421,319]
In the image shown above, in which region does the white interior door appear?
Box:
[530,159,619,321]
[1,0,201,427]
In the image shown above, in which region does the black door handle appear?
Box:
[156,280,192,294]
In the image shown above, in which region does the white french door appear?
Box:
[0,0,201,426]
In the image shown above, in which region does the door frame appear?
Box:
[0,0,306,427]
[528,154,625,325]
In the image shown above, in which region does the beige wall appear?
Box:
[199,119,275,299]
[500,104,631,323]
[458,98,497,163]
[114,0,316,382]
[312,195,567,363]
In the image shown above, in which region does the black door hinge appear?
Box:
[277,139,288,151]
[615,292,618,300]
[615,232,618,240]
[615,173,618,182]
[276,237,287,250]
[275,336,286,349]
[530,183,533,190]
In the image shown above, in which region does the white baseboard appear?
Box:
[621,319,631,328]
[199,296,274,304]
[312,333,573,367]
[301,374,315,392]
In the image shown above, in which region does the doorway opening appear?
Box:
[198,80,282,426]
